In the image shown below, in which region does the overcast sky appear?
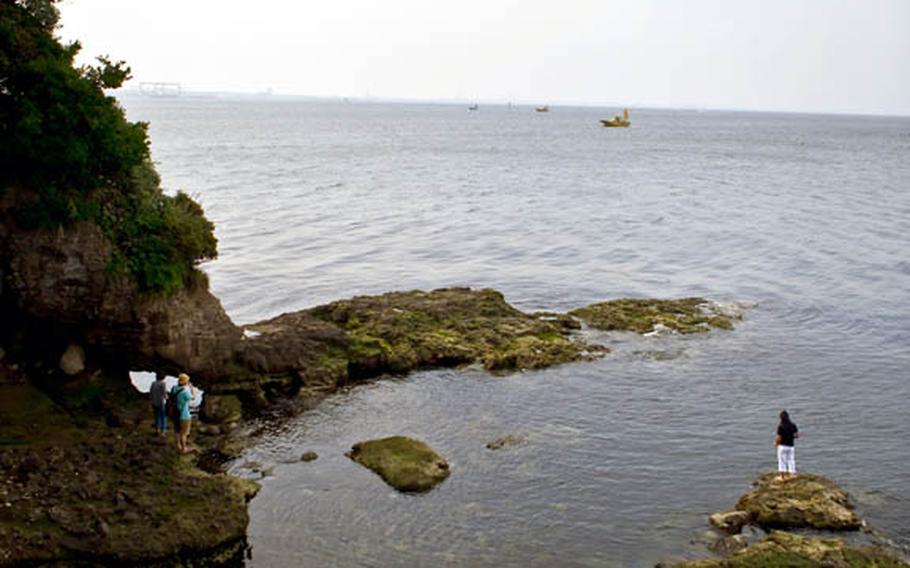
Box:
[58,0,909,115]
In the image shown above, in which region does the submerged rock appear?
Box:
[736,473,862,531]
[347,436,450,493]
[670,531,909,567]
[570,298,742,334]
[300,451,318,462]
[485,434,528,450]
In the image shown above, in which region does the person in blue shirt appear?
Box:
[170,373,197,454]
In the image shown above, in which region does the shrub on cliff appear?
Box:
[0,0,217,293]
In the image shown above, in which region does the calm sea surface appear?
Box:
[122,97,910,567]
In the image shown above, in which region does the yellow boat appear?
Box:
[600,108,630,127]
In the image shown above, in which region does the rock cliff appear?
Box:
[1,218,242,383]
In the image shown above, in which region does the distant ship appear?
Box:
[601,108,630,127]
[468,104,478,111]
[535,105,549,113]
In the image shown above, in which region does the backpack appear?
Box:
[166,387,182,419]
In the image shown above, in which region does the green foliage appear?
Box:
[0,0,217,293]
[80,55,131,90]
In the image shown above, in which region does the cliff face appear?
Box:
[1,219,242,384]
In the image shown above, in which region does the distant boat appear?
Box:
[601,108,630,127]
[535,105,549,113]
[468,104,478,111]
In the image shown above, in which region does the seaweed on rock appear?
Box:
[736,473,863,531]
[347,436,450,493]
[669,531,908,568]
[570,298,741,334]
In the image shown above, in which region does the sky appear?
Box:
[57,0,910,115]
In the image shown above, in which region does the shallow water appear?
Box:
[122,97,910,566]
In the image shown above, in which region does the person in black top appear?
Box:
[775,410,799,481]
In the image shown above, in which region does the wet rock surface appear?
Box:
[570,298,744,334]
[347,436,450,493]
[736,473,863,531]
[709,510,751,534]
[670,531,909,567]
[229,287,609,401]
[663,473,906,568]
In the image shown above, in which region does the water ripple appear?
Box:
[123,99,910,567]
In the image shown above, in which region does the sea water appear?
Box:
[121,97,910,567]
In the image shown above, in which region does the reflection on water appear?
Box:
[119,99,910,566]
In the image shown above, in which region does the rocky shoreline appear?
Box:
[2,287,907,566]
[0,285,744,566]
[0,372,258,567]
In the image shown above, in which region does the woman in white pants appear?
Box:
[775,410,799,481]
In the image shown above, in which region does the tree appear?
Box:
[0,0,217,293]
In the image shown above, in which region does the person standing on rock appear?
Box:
[775,410,799,481]
[149,371,169,436]
[170,373,197,454]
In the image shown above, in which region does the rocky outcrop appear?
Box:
[347,436,450,492]
[570,298,746,334]
[670,531,909,567]
[736,473,862,531]
[230,288,607,398]
[662,473,901,568]
[708,510,751,534]
[1,221,242,383]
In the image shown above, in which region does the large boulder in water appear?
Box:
[735,473,862,531]
[346,436,450,493]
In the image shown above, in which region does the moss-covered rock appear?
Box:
[709,510,751,534]
[669,531,909,567]
[570,298,741,334]
[346,436,450,493]
[201,394,243,424]
[736,473,862,531]
[310,288,605,374]
[0,382,252,567]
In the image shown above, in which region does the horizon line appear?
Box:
[115,87,910,119]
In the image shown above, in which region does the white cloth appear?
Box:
[777,445,796,473]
